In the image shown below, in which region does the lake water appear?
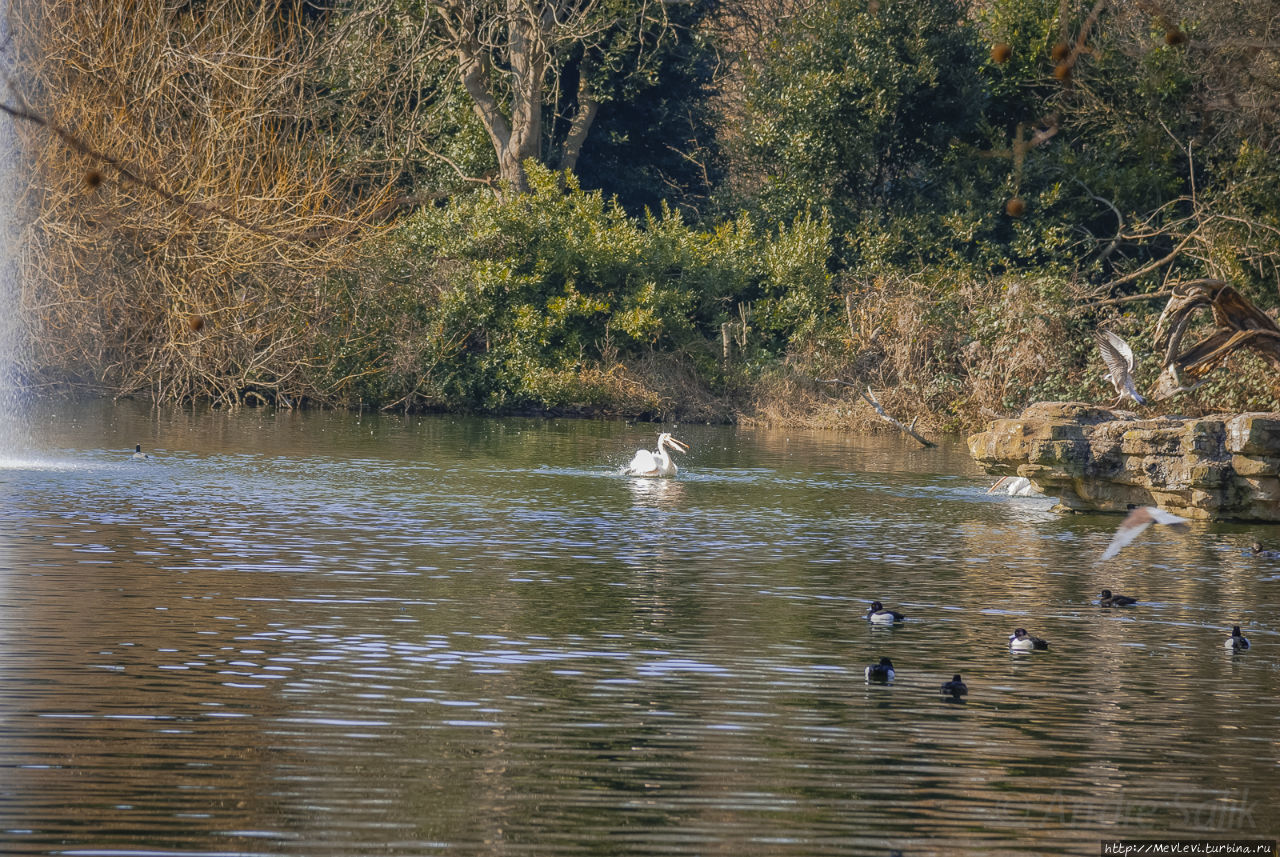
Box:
[1,401,1278,856]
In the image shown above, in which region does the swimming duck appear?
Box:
[1249,542,1280,559]
[1009,628,1049,651]
[1226,626,1250,651]
[1099,589,1138,607]
[940,674,968,698]
[866,601,905,624]
[865,657,895,682]
[131,444,150,460]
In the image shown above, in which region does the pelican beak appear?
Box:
[986,476,1009,494]
[668,437,690,454]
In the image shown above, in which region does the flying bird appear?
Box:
[1099,506,1190,562]
[622,432,689,478]
[1095,329,1145,407]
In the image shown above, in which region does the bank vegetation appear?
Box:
[4,0,1279,432]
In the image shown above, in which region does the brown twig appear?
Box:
[816,379,936,447]
[1076,290,1173,311]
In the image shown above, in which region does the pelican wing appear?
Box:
[624,448,659,476]
[988,475,1036,496]
[1010,478,1037,496]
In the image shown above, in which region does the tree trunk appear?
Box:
[498,0,545,192]
[558,76,599,173]
[449,1,546,194]
[437,0,628,194]
[454,35,515,186]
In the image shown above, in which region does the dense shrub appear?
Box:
[316,164,833,417]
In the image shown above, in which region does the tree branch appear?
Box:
[1094,228,1200,292]
[816,379,936,447]
[558,77,599,172]
[1076,290,1173,311]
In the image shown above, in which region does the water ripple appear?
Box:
[1,406,1277,855]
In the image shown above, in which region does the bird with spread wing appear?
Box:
[1099,506,1190,562]
[1095,329,1145,408]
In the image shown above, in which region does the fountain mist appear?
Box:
[0,5,31,455]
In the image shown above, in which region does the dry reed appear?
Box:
[7,0,398,407]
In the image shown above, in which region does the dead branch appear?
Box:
[1095,229,1201,292]
[1076,290,1173,311]
[1151,279,1280,399]
[816,379,936,447]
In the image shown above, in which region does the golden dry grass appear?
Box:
[8,0,396,406]
[742,271,1096,434]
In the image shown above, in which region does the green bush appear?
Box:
[310,163,834,416]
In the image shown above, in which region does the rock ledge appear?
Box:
[967,402,1280,520]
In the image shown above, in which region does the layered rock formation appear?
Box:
[968,402,1280,521]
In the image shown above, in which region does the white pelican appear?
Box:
[987,475,1038,496]
[1099,505,1190,561]
[623,432,690,477]
[1095,329,1145,407]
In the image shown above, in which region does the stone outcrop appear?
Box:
[967,401,1280,520]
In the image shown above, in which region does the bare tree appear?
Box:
[424,0,667,193]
